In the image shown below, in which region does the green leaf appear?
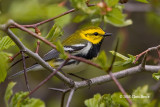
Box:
[112,93,129,107]
[0,52,10,83]
[96,50,108,70]
[55,40,68,59]
[4,82,45,107]
[136,0,149,3]
[0,36,15,51]
[46,4,71,27]
[128,54,136,63]
[104,8,132,27]
[152,71,160,80]
[4,82,16,107]
[110,51,135,66]
[85,93,128,107]
[110,51,129,60]
[9,91,45,107]
[0,36,14,83]
[132,85,152,107]
[84,94,102,107]
[45,24,63,42]
[70,0,94,14]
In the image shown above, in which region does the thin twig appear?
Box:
[66,88,75,107]
[10,4,95,28]
[49,88,70,107]
[134,50,149,64]
[49,88,70,93]
[9,52,20,61]
[109,72,132,105]
[10,9,75,28]
[134,45,160,64]
[35,27,41,53]
[140,52,148,69]
[11,22,57,49]
[26,59,70,98]
[69,55,102,69]
[21,51,30,91]
[9,56,29,69]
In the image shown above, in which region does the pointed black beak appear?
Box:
[103,33,112,37]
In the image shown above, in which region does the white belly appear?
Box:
[61,62,88,73]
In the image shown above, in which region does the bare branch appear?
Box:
[66,88,75,107]
[9,52,20,61]
[21,51,30,91]
[75,65,160,89]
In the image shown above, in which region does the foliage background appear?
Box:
[0,0,160,106]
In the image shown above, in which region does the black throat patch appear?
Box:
[76,39,104,60]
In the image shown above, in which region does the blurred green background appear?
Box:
[0,0,160,106]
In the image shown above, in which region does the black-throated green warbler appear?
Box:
[10,26,112,78]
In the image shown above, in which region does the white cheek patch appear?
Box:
[79,42,92,55]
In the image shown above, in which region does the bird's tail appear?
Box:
[9,64,42,79]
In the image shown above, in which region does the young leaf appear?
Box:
[110,51,129,60]
[10,92,45,107]
[111,92,129,107]
[4,82,16,107]
[104,7,132,27]
[45,24,63,43]
[96,50,108,70]
[132,85,152,107]
[4,82,45,107]
[55,40,68,59]
[0,52,10,83]
[84,94,102,107]
[70,0,94,14]
[152,71,160,80]
[85,93,128,107]
[0,36,15,51]
[136,0,149,3]
[110,51,135,66]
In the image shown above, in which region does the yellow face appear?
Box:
[80,27,106,44]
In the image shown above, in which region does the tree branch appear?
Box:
[74,65,160,89]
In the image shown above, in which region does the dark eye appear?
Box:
[93,32,98,36]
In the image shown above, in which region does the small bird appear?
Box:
[10,26,112,78]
